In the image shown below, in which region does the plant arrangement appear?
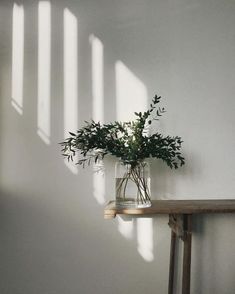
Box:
[60,94,185,206]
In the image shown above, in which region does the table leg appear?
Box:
[182,215,192,294]
[168,230,176,294]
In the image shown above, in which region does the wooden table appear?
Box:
[104,200,235,294]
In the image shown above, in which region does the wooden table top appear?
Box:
[104,199,235,219]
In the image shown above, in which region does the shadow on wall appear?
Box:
[10,0,193,265]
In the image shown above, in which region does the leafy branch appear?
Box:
[60,94,185,169]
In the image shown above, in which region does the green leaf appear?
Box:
[69,132,76,136]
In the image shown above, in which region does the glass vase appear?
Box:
[115,161,151,208]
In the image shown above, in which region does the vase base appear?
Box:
[115,199,152,208]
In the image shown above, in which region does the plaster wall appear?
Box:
[0,1,235,293]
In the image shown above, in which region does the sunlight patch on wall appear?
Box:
[11,3,24,115]
[117,216,134,240]
[90,34,104,122]
[115,61,148,240]
[63,8,78,174]
[137,218,154,262]
[90,34,105,203]
[37,1,51,145]
[93,163,105,204]
[115,61,148,121]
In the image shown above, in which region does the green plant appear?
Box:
[60,94,185,169]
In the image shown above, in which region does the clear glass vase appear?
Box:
[115,161,151,208]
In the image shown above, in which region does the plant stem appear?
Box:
[115,162,151,205]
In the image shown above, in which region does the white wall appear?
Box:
[1,0,235,293]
